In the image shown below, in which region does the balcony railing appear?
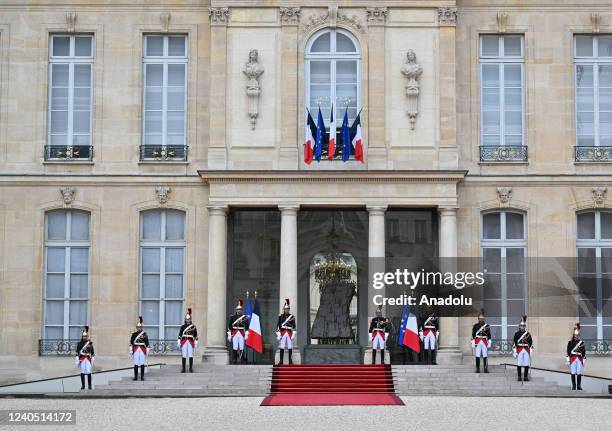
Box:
[140,145,188,161]
[488,339,514,355]
[44,145,93,161]
[575,146,612,162]
[39,339,78,356]
[480,145,528,162]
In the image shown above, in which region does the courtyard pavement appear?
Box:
[0,396,610,431]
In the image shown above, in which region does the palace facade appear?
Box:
[1,0,612,381]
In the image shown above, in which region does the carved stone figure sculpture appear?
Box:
[243,49,265,130]
[400,50,423,130]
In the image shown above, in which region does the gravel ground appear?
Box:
[0,396,610,431]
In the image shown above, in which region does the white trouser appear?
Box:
[279,332,293,350]
[79,358,92,374]
[474,341,489,358]
[517,349,530,367]
[181,341,194,358]
[232,332,245,351]
[423,331,437,350]
[372,332,386,350]
[570,359,584,375]
[132,348,146,366]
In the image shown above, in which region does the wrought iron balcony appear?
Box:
[148,339,181,355]
[583,339,612,355]
[39,339,78,356]
[488,339,514,355]
[44,145,93,161]
[575,146,612,162]
[140,145,188,161]
[480,145,528,162]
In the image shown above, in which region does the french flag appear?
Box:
[245,299,263,354]
[303,110,317,165]
[398,304,421,353]
[327,105,336,160]
[350,111,364,163]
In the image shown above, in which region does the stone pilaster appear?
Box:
[367,204,387,363]
[208,8,229,168]
[438,8,458,169]
[366,10,387,169]
[279,8,300,169]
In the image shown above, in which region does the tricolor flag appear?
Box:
[350,111,364,163]
[341,108,351,162]
[314,107,325,162]
[398,304,421,353]
[303,110,317,165]
[245,299,263,354]
[327,105,336,160]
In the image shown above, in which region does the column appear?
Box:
[202,205,229,364]
[367,204,387,363]
[278,204,300,363]
[437,206,462,364]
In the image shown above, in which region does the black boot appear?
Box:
[133,365,138,381]
[181,358,186,373]
[475,357,480,373]
[523,366,529,382]
[571,374,576,390]
[278,349,284,365]
[381,349,385,365]
[87,374,92,390]
[80,373,85,390]
[140,365,145,380]
[431,350,437,365]
[577,375,582,390]
[288,349,293,364]
[483,358,489,373]
[189,357,193,373]
[372,349,377,364]
[517,366,522,381]
[233,350,238,365]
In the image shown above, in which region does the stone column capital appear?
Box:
[438,206,458,216]
[280,7,301,26]
[207,204,229,215]
[366,204,388,215]
[209,7,230,26]
[279,203,300,213]
[366,7,388,26]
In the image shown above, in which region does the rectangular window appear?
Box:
[479,35,526,161]
[574,36,612,161]
[47,35,93,161]
[142,35,188,161]
[44,210,90,340]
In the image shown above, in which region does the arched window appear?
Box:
[306,29,360,157]
[44,210,90,340]
[140,209,185,340]
[576,210,612,340]
[480,210,527,341]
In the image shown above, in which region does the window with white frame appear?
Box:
[47,35,94,159]
[44,210,90,339]
[305,28,360,154]
[576,210,612,340]
[574,35,612,147]
[140,209,185,340]
[142,35,188,158]
[480,35,524,148]
[481,211,527,341]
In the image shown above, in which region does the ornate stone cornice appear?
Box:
[209,7,230,26]
[280,7,300,26]
[366,7,387,26]
[438,7,457,26]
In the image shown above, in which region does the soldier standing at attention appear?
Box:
[471,309,492,373]
[75,326,94,390]
[512,315,533,382]
[177,308,198,373]
[276,298,296,365]
[369,305,389,364]
[129,316,149,381]
[227,300,250,364]
[419,313,439,365]
[566,323,586,390]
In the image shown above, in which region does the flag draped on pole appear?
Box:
[327,105,336,160]
[341,108,351,162]
[314,107,325,162]
[398,304,421,353]
[246,299,263,354]
[350,111,364,163]
[303,110,317,165]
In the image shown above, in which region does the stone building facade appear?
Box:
[0,0,611,380]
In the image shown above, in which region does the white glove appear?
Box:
[419,331,424,341]
[470,339,475,348]
[512,348,517,359]
[487,338,492,348]
[245,331,249,340]
[129,347,133,355]
[195,340,199,348]
[227,332,231,342]
[583,358,587,365]
[565,356,570,365]
[177,339,181,348]
[276,331,281,341]
[75,356,79,367]
[436,331,440,340]
[90,357,95,365]
[146,347,150,355]
[530,347,534,354]
[291,331,296,341]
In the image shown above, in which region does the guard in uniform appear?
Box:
[512,315,533,382]
[276,298,296,365]
[369,305,389,364]
[227,300,250,364]
[471,309,492,373]
[75,326,94,390]
[129,316,150,381]
[419,314,439,364]
[566,323,586,390]
[177,308,198,373]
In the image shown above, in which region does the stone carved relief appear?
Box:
[243,50,265,130]
[66,12,77,33]
[592,186,607,208]
[279,7,300,26]
[209,7,230,26]
[60,187,76,206]
[591,13,601,33]
[301,8,366,35]
[160,13,171,33]
[302,11,329,33]
[496,187,513,207]
[337,11,365,34]
[400,50,423,130]
[155,186,171,205]
[438,7,458,26]
[497,13,508,33]
[366,7,388,26]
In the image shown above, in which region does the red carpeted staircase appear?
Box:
[261,364,404,406]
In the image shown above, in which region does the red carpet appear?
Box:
[261,364,404,406]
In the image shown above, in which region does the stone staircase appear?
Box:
[393,364,579,396]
